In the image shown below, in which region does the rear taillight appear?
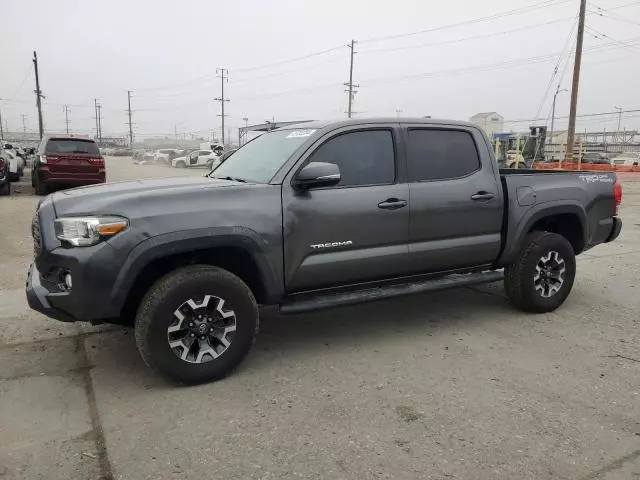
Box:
[88,157,104,167]
[40,155,61,164]
[613,181,622,215]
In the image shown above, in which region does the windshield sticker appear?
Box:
[578,174,614,184]
[286,129,316,138]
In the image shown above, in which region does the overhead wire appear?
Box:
[359,0,573,44]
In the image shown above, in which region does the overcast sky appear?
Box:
[1,0,639,141]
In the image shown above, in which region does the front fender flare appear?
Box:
[110,227,282,310]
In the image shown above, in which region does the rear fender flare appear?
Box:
[499,201,587,264]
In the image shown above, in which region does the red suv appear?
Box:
[32,136,105,195]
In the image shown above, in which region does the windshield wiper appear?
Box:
[212,175,248,183]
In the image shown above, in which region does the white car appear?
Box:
[172,150,220,168]
[6,150,21,181]
[612,152,640,166]
[154,149,181,164]
[3,144,25,177]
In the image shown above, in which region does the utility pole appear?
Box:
[549,87,567,149]
[614,106,622,132]
[214,68,229,145]
[126,90,134,146]
[94,99,99,141]
[240,116,248,146]
[33,51,45,139]
[96,104,103,144]
[565,0,587,162]
[64,105,70,134]
[345,40,358,118]
[21,114,27,134]
[0,104,4,140]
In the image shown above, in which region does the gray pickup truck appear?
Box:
[26,118,623,384]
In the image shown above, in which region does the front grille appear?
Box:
[32,214,42,257]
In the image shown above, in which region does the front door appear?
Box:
[404,126,503,273]
[282,127,411,292]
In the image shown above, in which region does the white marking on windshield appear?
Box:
[286,129,316,139]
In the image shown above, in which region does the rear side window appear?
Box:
[407,129,480,181]
[46,139,99,155]
[308,130,395,187]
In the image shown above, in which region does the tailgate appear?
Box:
[47,154,100,174]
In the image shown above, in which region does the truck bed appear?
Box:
[497,169,618,264]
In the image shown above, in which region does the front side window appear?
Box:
[407,129,480,182]
[307,130,395,187]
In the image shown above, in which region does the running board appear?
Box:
[279,270,504,314]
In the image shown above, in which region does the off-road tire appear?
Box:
[135,265,259,385]
[504,231,576,313]
[0,180,9,196]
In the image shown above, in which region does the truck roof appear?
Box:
[281,117,479,131]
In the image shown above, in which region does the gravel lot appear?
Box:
[1,158,639,480]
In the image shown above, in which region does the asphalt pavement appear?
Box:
[0,158,638,479]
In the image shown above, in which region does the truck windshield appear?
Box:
[210,129,315,183]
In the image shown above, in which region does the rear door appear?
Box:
[282,126,411,292]
[404,125,503,273]
[198,150,213,166]
[44,139,102,175]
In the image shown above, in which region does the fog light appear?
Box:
[64,273,73,290]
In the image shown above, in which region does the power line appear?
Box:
[7,65,33,101]
[359,17,575,55]
[232,45,345,73]
[359,0,573,44]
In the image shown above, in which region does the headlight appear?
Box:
[54,216,128,247]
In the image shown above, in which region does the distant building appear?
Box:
[470,112,504,137]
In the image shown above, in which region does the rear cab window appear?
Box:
[406,129,480,182]
[46,139,100,155]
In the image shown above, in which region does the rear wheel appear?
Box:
[0,180,9,196]
[504,231,576,313]
[135,265,259,384]
[34,174,48,196]
[175,161,186,168]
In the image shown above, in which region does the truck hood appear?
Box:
[50,176,250,217]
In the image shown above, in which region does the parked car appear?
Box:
[4,143,25,177]
[172,149,219,168]
[611,151,640,166]
[6,150,21,181]
[26,118,623,384]
[0,146,11,195]
[581,152,611,164]
[154,149,180,164]
[31,135,105,195]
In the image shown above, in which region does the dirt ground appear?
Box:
[0,158,638,480]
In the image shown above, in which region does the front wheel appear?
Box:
[135,265,259,384]
[504,231,576,313]
[175,161,186,168]
[0,180,9,196]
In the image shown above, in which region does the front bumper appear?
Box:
[26,263,77,322]
[24,198,125,323]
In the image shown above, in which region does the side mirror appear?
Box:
[293,162,341,190]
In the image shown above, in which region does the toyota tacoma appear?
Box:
[26,118,623,384]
